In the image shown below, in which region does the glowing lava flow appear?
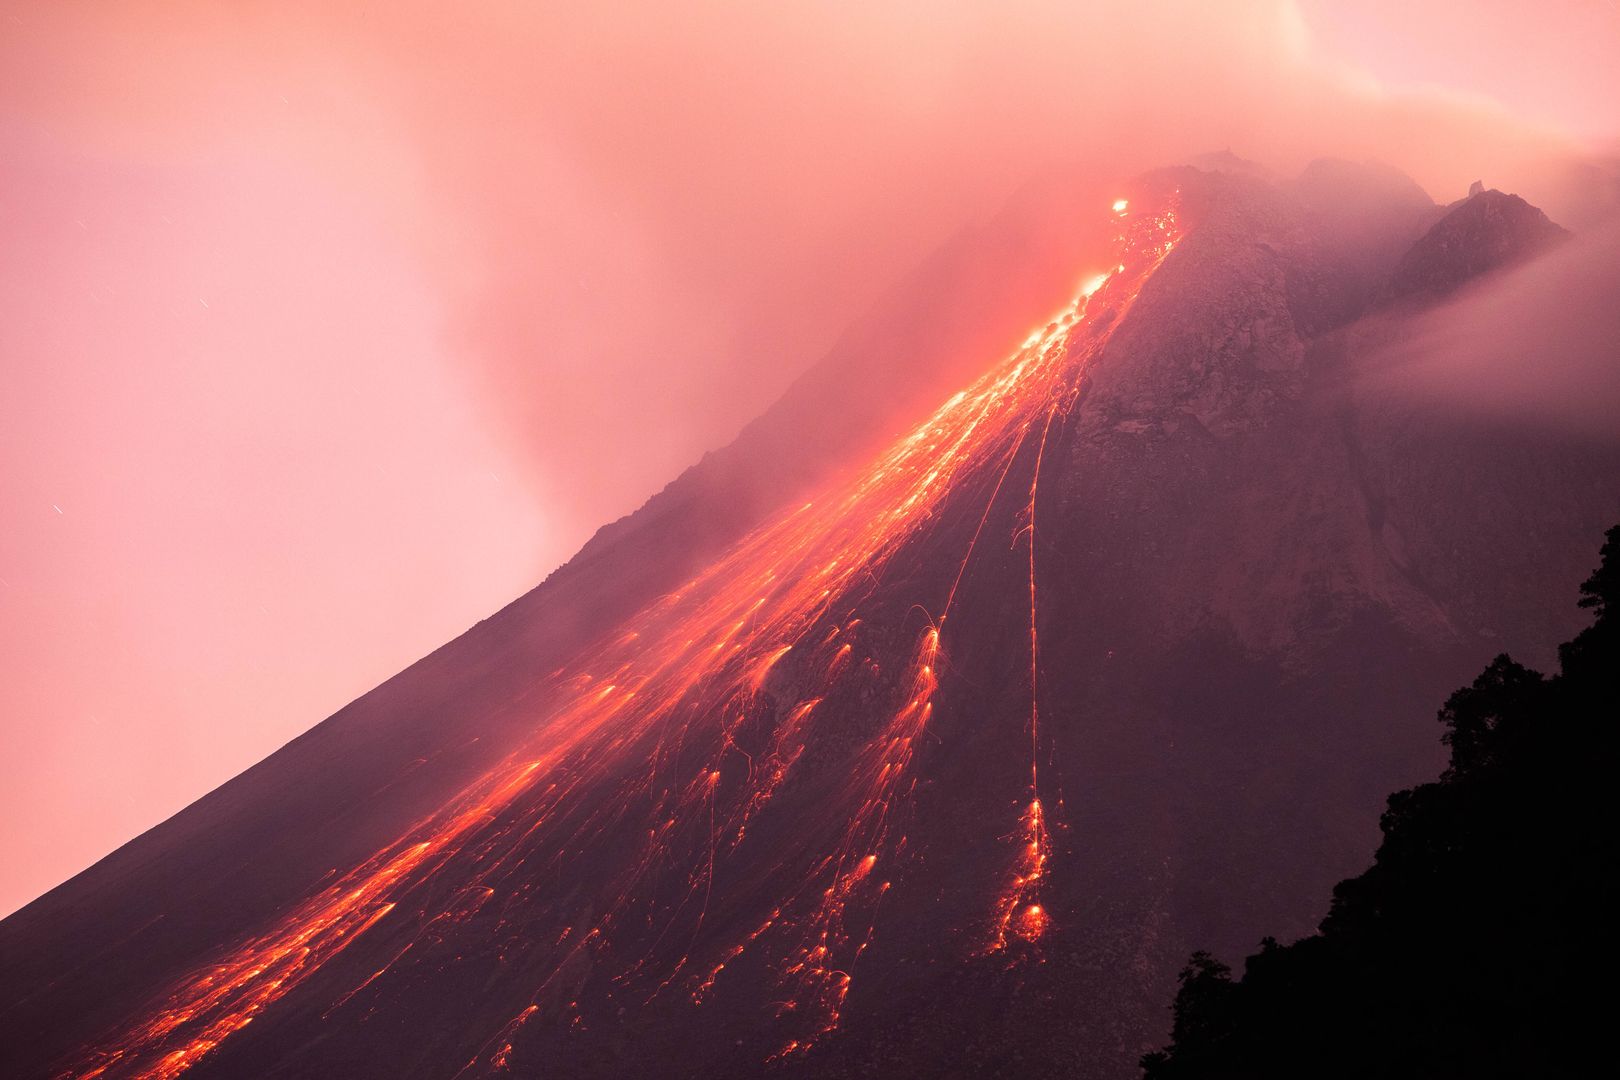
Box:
[64,196,1182,1079]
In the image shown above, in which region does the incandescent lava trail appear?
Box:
[64,193,1183,1079]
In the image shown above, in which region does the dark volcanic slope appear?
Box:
[1139,531,1620,1080]
[3,163,1616,1080]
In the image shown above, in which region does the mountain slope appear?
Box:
[1140,525,1620,1079]
[3,163,1616,1080]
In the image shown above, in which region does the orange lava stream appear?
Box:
[64,196,1181,1078]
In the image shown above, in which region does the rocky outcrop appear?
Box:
[1386,188,1570,301]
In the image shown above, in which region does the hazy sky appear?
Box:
[2,1,1617,916]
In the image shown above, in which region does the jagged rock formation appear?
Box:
[2,161,1615,1080]
[1387,187,1570,300]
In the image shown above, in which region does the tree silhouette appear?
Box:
[1141,524,1620,1079]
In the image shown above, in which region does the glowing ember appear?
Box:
[1018,903,1048,940]
[64,194,1184,1078]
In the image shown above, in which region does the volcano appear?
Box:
[4,161,1617,1080]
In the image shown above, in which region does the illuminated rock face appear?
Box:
[3,164,1616,1080]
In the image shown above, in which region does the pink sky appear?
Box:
[3,1,1617,916]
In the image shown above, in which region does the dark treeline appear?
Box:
[1142,525,1620,1079]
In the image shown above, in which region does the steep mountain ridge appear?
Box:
[1387,188,1570,301]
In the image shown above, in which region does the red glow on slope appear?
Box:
[65,194,1183,1078]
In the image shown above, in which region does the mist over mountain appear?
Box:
[3,159,1616,1080]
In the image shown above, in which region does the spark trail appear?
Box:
[63,195,1182,1079]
